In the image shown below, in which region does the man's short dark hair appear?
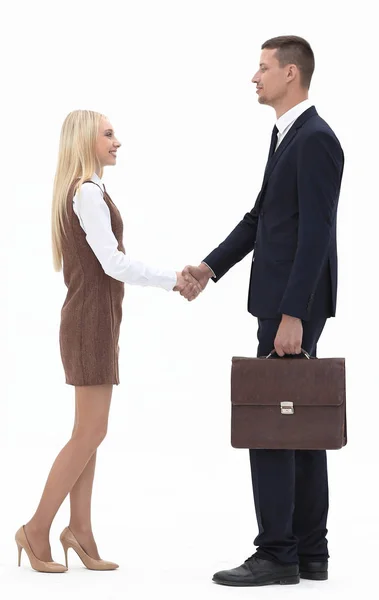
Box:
[262,35,315,89]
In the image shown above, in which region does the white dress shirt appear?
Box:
[275,98,313,149]
[73,174,177,291]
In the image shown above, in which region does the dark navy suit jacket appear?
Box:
[203,107,344,321]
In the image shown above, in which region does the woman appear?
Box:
[15,110,200,573]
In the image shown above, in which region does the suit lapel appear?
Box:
[264,125,299,182]
[260,106,318,193]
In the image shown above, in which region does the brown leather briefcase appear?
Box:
[231,350,346,450]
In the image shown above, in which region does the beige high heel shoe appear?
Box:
[15,526,67,573]
[60,527,119,570]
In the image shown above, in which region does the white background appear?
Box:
[0,1,377,598]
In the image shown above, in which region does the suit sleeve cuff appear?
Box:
[201,261,216,279]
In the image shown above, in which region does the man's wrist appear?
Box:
[200,262,215,278]
[281,313,302,323]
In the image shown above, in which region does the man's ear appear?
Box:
[287,64,298,83]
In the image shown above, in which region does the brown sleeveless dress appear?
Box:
[59,181,125,386]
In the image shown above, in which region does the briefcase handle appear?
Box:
[266,348,311,359]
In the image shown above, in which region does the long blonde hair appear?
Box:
[51,110,104,272]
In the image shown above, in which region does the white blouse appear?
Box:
[73,174,177,291]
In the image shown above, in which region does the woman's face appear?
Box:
[95,116,121,168]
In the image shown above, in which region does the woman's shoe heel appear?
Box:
[59,527,118,571]
[62,544,69,568]
[17,543,22,567]
[15,526,67,573]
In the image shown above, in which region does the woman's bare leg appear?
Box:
[67,392,100,558]
[68,451,100,558]
[67,392,100,557]
[24,384,113,561]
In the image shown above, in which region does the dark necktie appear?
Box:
[263,125,279,176]
[268,125,279,158]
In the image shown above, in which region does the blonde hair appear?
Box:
[51,110,104,271]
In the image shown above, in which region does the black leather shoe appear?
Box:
[299,560,328,581]
[212,555,300,587]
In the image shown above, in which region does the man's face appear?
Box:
[252,48,289,106]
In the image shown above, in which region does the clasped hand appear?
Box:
[173,263,213,301]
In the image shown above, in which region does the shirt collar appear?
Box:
[91,172,105,190]
[276,99,313,134]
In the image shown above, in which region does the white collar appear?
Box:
[91,172,105,190]
[276,99,313,134]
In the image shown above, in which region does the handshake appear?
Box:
[173,263,214,301]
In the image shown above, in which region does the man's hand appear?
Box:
[181,263,214,300]
[274,314,303,357]
[173,271,202,301]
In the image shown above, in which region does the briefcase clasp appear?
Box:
[281,401,294,415]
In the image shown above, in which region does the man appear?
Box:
[182,36,344,586]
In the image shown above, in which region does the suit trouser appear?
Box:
[249,316,329,564]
